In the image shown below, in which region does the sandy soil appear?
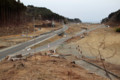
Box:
[0,53,107,80]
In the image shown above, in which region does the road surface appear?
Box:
[0,25,68,60]
[16,24,105,57]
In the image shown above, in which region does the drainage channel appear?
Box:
[74,60,120,80]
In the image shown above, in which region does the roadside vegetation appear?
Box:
[26,5,65,21]
[116,28,120,32]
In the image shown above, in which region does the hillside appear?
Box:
[0,2,81,36]
[0,0,26,27]
[0,0,81,27]
[101,9,120,26]
[26,5,82,23]
[26,5,65,21]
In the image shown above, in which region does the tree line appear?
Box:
[0,1,81,27]
[26,5,65,21]
[0,0,26,27]
[26,5,82,23]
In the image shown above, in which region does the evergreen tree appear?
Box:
[0,0,26,27]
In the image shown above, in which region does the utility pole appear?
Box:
[52,19,55,27]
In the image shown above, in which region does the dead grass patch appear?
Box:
[0,53,107,80]
[32,35,62,49]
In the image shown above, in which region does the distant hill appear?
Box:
[101,9,120,26]
[0,2,81,27]
[26,5,82,23]
[26,5,65,21]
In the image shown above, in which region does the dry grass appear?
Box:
[75,27,120,65]
[66,24,83,35]
[0,21,62,50]
[57,24,120,78]
[32,35,62,49]
[82,58,120,77]
[66,26,120,77]
[0,53,107,80]
[65,23,100,36]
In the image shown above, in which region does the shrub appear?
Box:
[116,28,120,32]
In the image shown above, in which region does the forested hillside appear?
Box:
[0,0,26,26]
[101,9,120,26]
[0,1,81,28]
[26,5,81,23]
[26,5,65,21]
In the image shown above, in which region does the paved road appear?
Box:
[6,24,119,80]
[0,24,105,60]
[18,35,71,56]
[0,25,68,60]
[17,24,106,57]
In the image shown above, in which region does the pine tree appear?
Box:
[0,0,26,27]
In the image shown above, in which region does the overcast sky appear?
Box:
[20,0,120,23]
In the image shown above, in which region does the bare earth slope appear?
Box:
[0,53,107,80]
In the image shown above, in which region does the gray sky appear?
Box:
[20,0,120,23]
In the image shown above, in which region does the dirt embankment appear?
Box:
[0,52,107,80]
